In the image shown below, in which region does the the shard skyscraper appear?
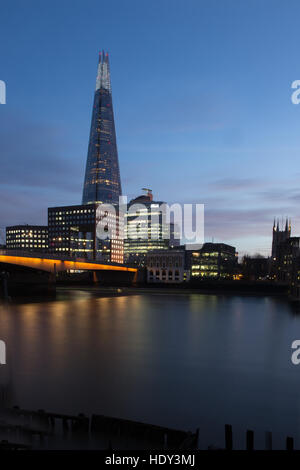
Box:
[82,51,122,205]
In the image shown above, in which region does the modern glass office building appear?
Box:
[48,204,124,263]
[124,190,180,266]
[82,51,122,205]
[189,243,238,279]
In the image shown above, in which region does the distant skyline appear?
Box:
[1,0,300,255]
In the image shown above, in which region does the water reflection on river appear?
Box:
[0,289,300,449]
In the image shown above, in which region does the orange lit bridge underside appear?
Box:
[0,254,138,274]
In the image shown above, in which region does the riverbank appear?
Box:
[0,274,289,300]
[56,281,288,298]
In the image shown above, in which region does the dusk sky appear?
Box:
[1,0,300,255]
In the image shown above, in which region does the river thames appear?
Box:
[1,289,300,449]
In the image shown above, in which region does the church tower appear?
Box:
[271,217,291,259]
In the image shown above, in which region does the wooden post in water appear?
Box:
[1,272,9,301]
[133,270,138,285]
[49,415,55,429]
[225,424,233,450]
[246,430,254,451]
[93,271,98,284]
[3,277,8,301]
[265,431,272,450]
[286,436,294,451]
[195,428,200,449]
[63,417,69,433]
[163,432,167,449]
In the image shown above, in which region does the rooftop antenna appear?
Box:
[142,188,153,201]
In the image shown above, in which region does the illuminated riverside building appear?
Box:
[124,190,180,266]
[189,243,237,279]
[82,51,122,205]
[6,225,48,252]
[48,204,123,263]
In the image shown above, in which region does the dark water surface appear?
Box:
[1,289,300,449]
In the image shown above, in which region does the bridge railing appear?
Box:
[0,250,125,267]
[0,249,79,261]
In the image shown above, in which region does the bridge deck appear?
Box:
[0,250,137,273]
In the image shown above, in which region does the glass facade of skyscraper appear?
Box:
[124,193,180,266]
[82,52,122,205]
[48,204,124,263]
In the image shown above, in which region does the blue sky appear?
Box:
[0,0,300,255]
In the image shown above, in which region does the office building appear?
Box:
[6,225,48,252]
[48,204,123,263]
[242,255,270,281]
[124,189,180,266]
[189,242,237,279]
[146,248,189,283]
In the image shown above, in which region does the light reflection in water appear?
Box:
[0,292,300,449]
